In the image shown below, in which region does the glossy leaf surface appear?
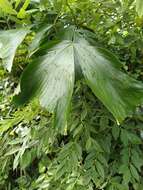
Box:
[14,29,143,127]
[14,41,75,130]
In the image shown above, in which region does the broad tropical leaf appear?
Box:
[14,28,143,129]
[74,39,143,123]
[14,41,75,131]
[0,28,29,71]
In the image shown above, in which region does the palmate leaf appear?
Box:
[14,28,143,130]
[0,28,29,71]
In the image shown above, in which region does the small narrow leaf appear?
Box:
[96,161,105,178]
[17,0,30,18]
[112,125,120,140]
[130,164,140,182]
[5,147,20,156]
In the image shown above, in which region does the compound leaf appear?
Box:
[14,28,143,129]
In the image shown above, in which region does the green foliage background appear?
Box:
[0,0,143,190]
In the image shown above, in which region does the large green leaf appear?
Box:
[14,41,75,131]
[14,29,143,129]
[74,39,143,123]
[0,28,29,71]
[136,0,143,17]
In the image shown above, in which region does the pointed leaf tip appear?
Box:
[14,28,143,127]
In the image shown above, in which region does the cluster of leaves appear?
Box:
[1,79,143,190]
[0,0,143,190]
